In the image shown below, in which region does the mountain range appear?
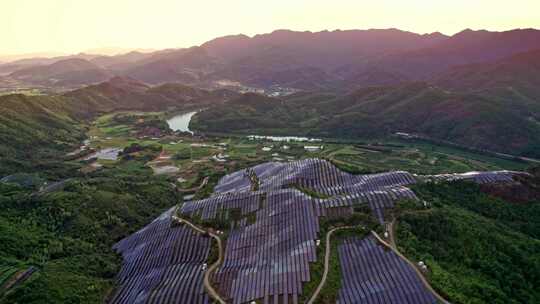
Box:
[2,28,540,91]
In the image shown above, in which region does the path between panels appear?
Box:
[171,213,227,304]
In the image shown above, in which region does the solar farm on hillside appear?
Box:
[111,158,522,304]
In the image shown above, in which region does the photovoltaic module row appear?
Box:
[111,208,211,304]
[213,189,320,304]
[112,159,526,304]
[337,236,437,304]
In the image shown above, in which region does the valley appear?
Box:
[1,21,540,304]
[1,100,538,303]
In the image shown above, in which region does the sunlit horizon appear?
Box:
[1,0,540,57]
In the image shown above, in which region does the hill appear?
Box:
[3,28,540,92]
[366,28,540,81]
[9,58,112,87]
[89,51,152,71]
[0,77,236,177]
[123,47,220,84]
[433,49,540,94]
[192,82,540,157]
[398,180,540,304]
[65,76,236,118]
[0,94,85,177]
[0,151,178,303]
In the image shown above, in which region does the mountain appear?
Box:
[90,51,153,71]
[367,28,540,80]
[0,51,67,63]
[433,49,540,93]
[200,28,540,91]
[203,29,448,68]
[123,47,220,84]
[0,53,104,78]
[193,82,540,157]
[9,58,112,87]
[83,47,156,56]
[202,29,448,89]
[3,28,540,92]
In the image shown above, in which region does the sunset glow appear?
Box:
[1,0,539,55]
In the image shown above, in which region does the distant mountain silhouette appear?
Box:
[433,49,540,93]
[9,58,111,87]
[2,28,540,92]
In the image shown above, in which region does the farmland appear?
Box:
[80,111,530,185]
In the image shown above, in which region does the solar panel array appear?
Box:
[314,187,417,223]
[111,207,212,304]
[214,168,254,194]
[181,191,263,220]
[211,159,419,223]
[214,189,319,304]
[337,236,437,304]
[425,170,518,184]
[252,159,416,194]
[113,159,521,303]
[178,160,423,302]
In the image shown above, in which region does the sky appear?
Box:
[1,0,539,56]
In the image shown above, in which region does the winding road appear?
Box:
[171,205,449,304]
[372,228,451,304]
[171,214,227,304]
[307,223,450,304]
[307,226,357,304]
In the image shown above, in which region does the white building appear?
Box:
[304,145,324,152]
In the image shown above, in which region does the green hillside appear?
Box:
[0,78,236,177]
[397,179,540,304]
[193,83,540,157]
[0,94,85,177]
[0,157,177,303]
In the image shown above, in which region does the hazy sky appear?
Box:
[1,0,539,55]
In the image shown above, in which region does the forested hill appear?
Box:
[0,94,86,177]
[0,77,237,177]
[192,81,540,158]
[0,77,230,303]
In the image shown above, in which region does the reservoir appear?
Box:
[167,111,197,133]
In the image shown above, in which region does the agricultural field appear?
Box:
[81,111,531,186]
